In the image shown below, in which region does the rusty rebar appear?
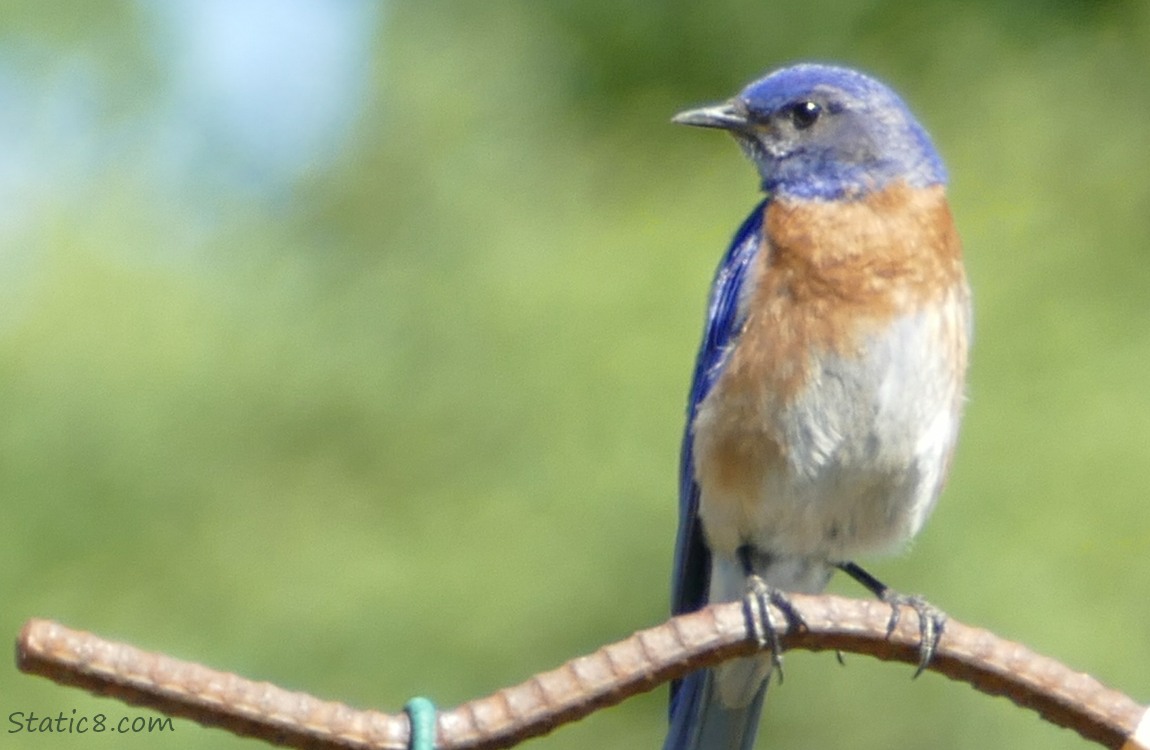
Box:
[15,595,1150,749]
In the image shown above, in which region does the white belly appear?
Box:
[693,303,968,563]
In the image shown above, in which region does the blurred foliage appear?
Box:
[3,1,1149,749]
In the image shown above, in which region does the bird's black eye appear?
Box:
[789,100,821,130]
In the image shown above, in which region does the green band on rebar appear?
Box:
[404,696,436,750]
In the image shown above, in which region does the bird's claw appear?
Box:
[880,591,946,677]
[836,562,946,678]
[742,574,806,684]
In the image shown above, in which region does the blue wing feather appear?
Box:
[669,200,767,714]
[672,199,767,618]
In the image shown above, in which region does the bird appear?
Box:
[664,63,971,750]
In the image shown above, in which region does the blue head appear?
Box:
[674,64,946,200]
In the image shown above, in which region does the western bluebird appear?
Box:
[664,63,970,750]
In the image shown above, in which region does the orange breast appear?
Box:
[723,181,963,407]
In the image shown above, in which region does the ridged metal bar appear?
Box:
[16,594,1148,749]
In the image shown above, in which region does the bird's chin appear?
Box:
[731,133,766,164]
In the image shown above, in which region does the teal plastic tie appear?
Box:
[404,696,437,750]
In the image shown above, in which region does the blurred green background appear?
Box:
[4,1,1149,748]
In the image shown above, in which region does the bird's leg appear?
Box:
[738,545,805,684]
[836,561,946,677]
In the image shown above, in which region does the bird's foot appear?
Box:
[836,561,946,677]
[741,573,806,684]
[879,591,946,677]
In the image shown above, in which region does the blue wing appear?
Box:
[669,200,766,706]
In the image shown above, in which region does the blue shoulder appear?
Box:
[671,199,767,620]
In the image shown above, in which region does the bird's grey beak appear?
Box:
[671,102,749,131]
